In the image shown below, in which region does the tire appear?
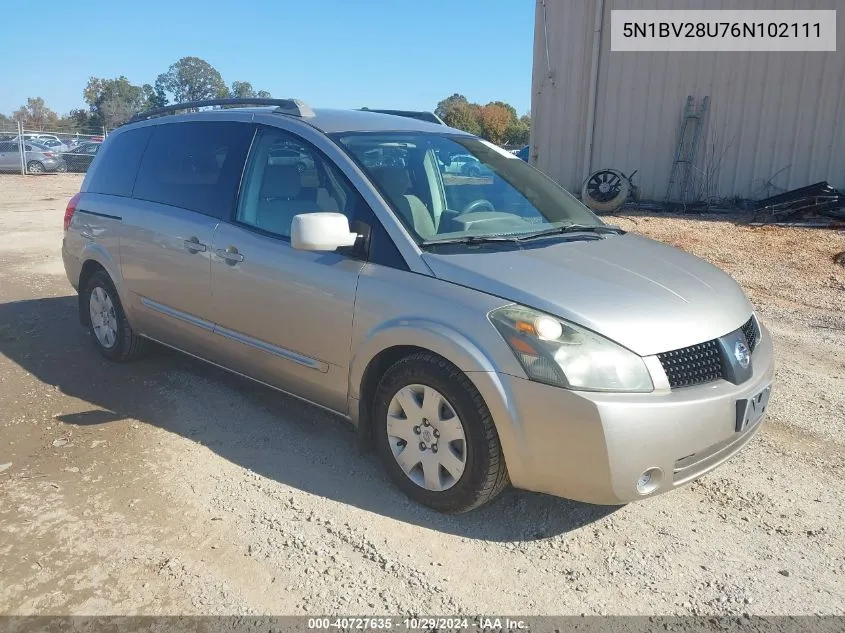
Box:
[83,270,144,362]
[26,161,44,174]
[373,353,509,513]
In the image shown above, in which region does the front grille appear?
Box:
[658,339,723,388]
[741,316,758,352]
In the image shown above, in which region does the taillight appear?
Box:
[64,192,81,231]
[43,152,54,157]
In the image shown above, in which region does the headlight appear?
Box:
[489,305,653,392]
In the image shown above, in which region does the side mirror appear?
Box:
[290,212,358,252]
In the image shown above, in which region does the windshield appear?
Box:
[333,132,603,245]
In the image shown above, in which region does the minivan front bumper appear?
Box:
[497,324,775,505]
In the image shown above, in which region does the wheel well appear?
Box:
[77,260,107,326]
[356,345,430,451]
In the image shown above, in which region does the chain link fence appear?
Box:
[0,121,108,175]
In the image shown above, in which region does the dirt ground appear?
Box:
[1,174,843,616]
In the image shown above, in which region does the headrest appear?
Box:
[370,166,412,199]
[260,165,301,199]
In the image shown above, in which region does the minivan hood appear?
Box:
[421,234,753,356]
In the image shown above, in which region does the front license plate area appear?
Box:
[735,385,772,433]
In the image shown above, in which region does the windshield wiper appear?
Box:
[420,224,625,247]
[514,224,625,241]
[420,235,523,247]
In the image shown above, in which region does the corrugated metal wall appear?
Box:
[530,0,845,201]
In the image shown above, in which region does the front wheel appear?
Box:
[373,353,509,513]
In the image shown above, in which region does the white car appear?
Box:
[443,153,492,177]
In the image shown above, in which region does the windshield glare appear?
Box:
[334,132,603,245]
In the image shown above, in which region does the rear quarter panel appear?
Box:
[64,193,132,319]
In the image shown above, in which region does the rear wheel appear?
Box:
[26,161,44,174]
[373,353,508,513]
[84,270,144,362]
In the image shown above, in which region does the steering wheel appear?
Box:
[462,199,495,214]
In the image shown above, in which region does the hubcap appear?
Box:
[89,286,118,349]
[386,384,467,492]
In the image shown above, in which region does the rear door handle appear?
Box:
[215,246,244,265]
[184,237,207,254]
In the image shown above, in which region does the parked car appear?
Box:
[59,141,101,172]
[0,140,67,173]
[443,153,491,177]
[14,133,62,145]
[33,138,70,153]
[516,146,529,162]
[267,146,314,172]
[62,99,773,513]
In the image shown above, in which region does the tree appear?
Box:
[230,81,256,98]
[59,108,96,133]
[479,103,512,145]
[435,93,470,120]
[505,113,531,147]
[155,56,228,104]
[13,97,59,130]
[435,94,483,136]
[141,84,166,110]
[229,81,271,100]
[83,76,149,129]
[489,100,518,125]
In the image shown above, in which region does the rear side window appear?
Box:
[133,121,254,220]
[87,127,152,197]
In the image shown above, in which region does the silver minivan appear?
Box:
[62,99,774,513]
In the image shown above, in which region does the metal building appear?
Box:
[529,0,845,202]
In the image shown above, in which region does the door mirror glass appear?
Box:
[290,212,358,251]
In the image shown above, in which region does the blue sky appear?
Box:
[2,1,534,117]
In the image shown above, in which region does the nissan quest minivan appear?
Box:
[62,99,774,513]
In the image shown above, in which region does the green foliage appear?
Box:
[155,56,228,104]
[141,84,166,110]
[83,76,154,128]
[5,57,273,133]
[62,108,96,132]
[505,114,531,147]
[228,81,272,100]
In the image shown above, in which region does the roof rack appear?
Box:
[359,108,445,125]
[128,98,314,123]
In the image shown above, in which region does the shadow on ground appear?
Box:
[0,295,616,541]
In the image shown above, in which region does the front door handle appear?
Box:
[184,236,207,254]
[215,246,244,265]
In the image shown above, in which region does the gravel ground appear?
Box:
[0,174,843,616]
